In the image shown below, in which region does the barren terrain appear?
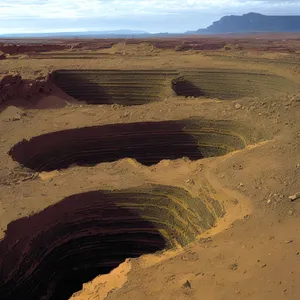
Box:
[0,35,300,300]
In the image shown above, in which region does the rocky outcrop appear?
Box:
[0,73,53,104]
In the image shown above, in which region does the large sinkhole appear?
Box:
[8,119,264,172]
[0,184,224,300]
[53,70,179,105]
[172,69,300,99]
[52,69,299,104]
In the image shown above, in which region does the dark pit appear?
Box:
[53,70,178,105]
[8,119,264,172]
[172,69,300,99]
[0,184,224,300]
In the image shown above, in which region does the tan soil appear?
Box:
[0,36,300,300]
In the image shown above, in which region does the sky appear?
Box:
[1,0,300,34]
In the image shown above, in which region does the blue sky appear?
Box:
[1,0,300,33]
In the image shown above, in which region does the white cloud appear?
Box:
[1,0,300,33]
[2,0,297,19]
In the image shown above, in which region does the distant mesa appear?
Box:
[197,12,300,34]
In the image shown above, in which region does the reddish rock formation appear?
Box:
[0,73,53,104]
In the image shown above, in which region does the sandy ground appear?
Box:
[0,39,300,300]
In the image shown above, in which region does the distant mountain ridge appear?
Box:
[2,13,300,38]
[197,12,300,34]
[0,30,150,38]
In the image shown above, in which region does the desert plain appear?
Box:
[0,34,300,300]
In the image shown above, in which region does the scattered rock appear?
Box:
[231,199,239,205]
[284,240,294,244]
[233,164,244,170]
[12,114,22,121]
[267,199,272,204]
[199,237,213,244]
[289,193,300,202]
[111,104,120,110]
[291,94,300,102]
[186,179,195,185]
[234,103,242,109]
[230,263,238,271]
[182,280,191,289]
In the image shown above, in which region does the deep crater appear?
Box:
[8,119,264,172]
[53,70,179,105]
[172,69,300,99]
[0,184,224,300]
[52,69,300,105]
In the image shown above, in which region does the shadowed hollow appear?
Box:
[172,69,300,99]
[52,69,300,105]
[8,118,265,172]
[0,184,224,300]
[53,69,179,105]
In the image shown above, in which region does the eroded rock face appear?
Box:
[0,185,224,300]
[0,73,53,104]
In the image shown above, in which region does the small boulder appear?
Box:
[182,280,191,289]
